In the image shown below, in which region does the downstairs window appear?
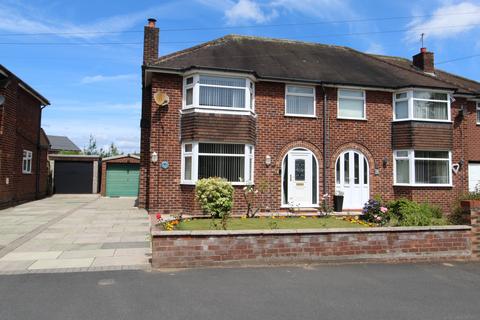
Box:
[181,142,254,184]
[394,150,451,186]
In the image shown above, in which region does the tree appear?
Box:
[83,134,98,155]
[82,134,123,157]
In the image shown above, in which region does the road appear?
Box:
[1,262,479,320]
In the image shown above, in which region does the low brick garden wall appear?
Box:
[152,226,472,268]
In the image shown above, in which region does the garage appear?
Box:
[101,155,140,197]
[469,163,480,192]
[50,155,100,194]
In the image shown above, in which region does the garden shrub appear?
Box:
[195,178,234,229]
[387,199,446,226]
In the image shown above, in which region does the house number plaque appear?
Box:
[161,161,169,169]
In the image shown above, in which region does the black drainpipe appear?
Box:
[35,105,47,199]
[321,85,329,196]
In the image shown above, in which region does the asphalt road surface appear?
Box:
[1,262,479,320]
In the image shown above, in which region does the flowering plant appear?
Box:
[155,213,180,231]
[361,199,389,226]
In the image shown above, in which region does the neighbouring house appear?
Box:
[139,18,480,215]
[47,135,81,154]
[100,154,140,197]
[0,64,51,208]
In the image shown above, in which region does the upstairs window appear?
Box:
[285,85,315,117]
[183,74,254,112]
[394,90,450,122]
[22,150,32,174]
[337,89,366,120]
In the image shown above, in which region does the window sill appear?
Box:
[284,114,317,119]
[22,172,32,175]
[393,184,453,188]
[392,119,452,123]
[182,106,255,116]
[181,182,252,186]
[337,117,367,121]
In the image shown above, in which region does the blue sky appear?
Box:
[1,0,479,153]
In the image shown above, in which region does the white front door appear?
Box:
[469,163,480,192]
[286,150,313,207]
[335,150,370,210]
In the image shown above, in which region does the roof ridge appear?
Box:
[151,34,352,66]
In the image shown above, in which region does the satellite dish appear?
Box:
[0,95,5,106]
[154,92,169,107]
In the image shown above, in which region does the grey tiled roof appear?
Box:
[47,135,81,152]
[149,35,479,94]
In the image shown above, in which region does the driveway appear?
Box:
[0,195,151,274]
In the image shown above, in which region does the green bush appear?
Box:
[195,177,234,220]
[387,199,446,227]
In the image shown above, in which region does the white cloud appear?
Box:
[365,42,385,55]
[271,0,353,19]
[405,2,480,43]
[0,2,162,40]
[80,74,137,84]
[199,0,354,25]
[225,0,278,25]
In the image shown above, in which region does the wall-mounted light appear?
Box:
[151,152,158,163]
[265,155,272,166]
[382,157,388,168]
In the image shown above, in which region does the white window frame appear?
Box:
[337,88,367,120]
[393,150,452,187]
[22,150,32,174]
[476,102,480,125]
[284,84,316,118]
[182,73,255,115]
[393,90,452,122]
[181,142,254,185]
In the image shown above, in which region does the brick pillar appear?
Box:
[462,200,480,259]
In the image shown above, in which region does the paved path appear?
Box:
[0,262,479,320]
[0,195,151,274]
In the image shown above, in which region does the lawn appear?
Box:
[175,216,368,231]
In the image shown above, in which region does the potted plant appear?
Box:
[333,191,344,212]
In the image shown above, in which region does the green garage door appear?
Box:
[106,164,140,197]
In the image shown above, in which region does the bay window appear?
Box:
[394,90,451,121]
[285,85,315,117]
[338,89,366,119]
[183,74,254,112]
[181,142,254,184]
[394,150,452,186]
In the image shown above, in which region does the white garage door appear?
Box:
[469,163,480,192]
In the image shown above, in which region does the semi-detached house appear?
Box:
[139,18,480,215]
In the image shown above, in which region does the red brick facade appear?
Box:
[140,72,475,215]
[152,226,472,268]
[0,68,50,208]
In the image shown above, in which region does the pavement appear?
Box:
[0,195,151,273]
[0,262,479,320]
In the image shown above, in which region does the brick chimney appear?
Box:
[143,18,159,65]
[413,47,434,73]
